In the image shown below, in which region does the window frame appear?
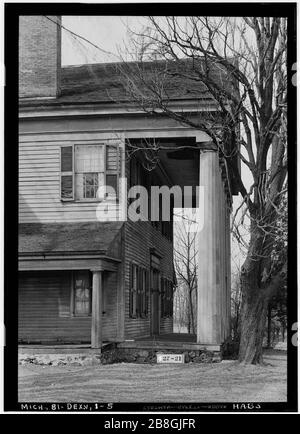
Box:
[74,143,105,203]
[71,271,92,317]
[60,142,121,203]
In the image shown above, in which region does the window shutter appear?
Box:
[106,145,118,171]
[160,277,164,318]
[61,146,74,200]
[106,144,120,198]
[106,174,118,197]
[167,281,171,317]
[170,281,174,317]
[138,267,142,317]
[140,268,146,318]
[144,270,149,317]
[129,263,134,318]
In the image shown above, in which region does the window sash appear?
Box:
[83,173,99,199]
[75,145,104,173]
[73,271,92,317]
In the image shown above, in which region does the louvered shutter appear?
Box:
[144,270,149,317]
[129,263,134,318]
[160,277,164,318]
[106,144,121,199]
[61,146,74,200]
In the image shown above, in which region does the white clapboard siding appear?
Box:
[19,138,124,223]
[19,271,119,343]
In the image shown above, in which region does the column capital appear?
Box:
[198,141,218,152]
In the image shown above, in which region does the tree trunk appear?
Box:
[188,288,195,334]
[267,303,272,348]
[238,274,269,364]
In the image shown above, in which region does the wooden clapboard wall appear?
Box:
[124,220,174,339]
[19,134,124,224]
[18,271,119,343]
[124,156,174,339]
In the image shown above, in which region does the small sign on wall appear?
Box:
[157,354,184,363]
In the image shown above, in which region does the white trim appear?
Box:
[19,100,220,118]
[19,128,211,143]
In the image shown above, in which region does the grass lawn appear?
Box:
[18,349,287,403]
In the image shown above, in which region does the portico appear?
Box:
[125,130,233,346]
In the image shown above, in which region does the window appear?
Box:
[129,264,149,318]
[161,278,173,318]
[73,271,92,316]
[75,145,104,200]
[60,143,121,201]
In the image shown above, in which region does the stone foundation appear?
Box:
[19,346,222,366]
[101,347,221,364]
[19,353,102,367]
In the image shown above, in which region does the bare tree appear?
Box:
[117,16,288,363]
[173,210,198,334]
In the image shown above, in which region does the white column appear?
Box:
[226,205,232,338]
[197,150,224,344]
[91,270,103,349]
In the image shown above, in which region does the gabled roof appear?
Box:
[19,222,123,256]
[19,58,236,107]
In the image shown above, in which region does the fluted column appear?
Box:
[197,150,222,344]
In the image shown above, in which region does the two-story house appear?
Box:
[18,16,236,357]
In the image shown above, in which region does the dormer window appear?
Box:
[60,143,121,201]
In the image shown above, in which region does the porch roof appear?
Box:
[18,222,123,256]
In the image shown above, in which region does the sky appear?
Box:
[62,16,144,65]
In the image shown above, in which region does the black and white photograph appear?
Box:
[2,1,298,415]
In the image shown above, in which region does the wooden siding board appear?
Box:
[18,271,118,343]
[19,137,124,223]
[124,220,174,339]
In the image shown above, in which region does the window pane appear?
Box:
[74,272,91,316]
[75,145,104,173]
[83,173,98,198]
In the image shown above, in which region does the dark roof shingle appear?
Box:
[20,58,236,106]
[19,222,123,256]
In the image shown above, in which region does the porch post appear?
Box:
[91,269,103,349]
[197,149,222,344]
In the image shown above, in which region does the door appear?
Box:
[151,268,160,336]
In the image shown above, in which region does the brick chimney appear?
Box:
[19,16,61,98]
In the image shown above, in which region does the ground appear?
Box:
[18,349,286,403]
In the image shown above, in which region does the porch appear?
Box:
[18,334,222,364]
[117,333,221,352]
[19,333,221,353]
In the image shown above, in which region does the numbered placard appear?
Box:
[157,354,184,363]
